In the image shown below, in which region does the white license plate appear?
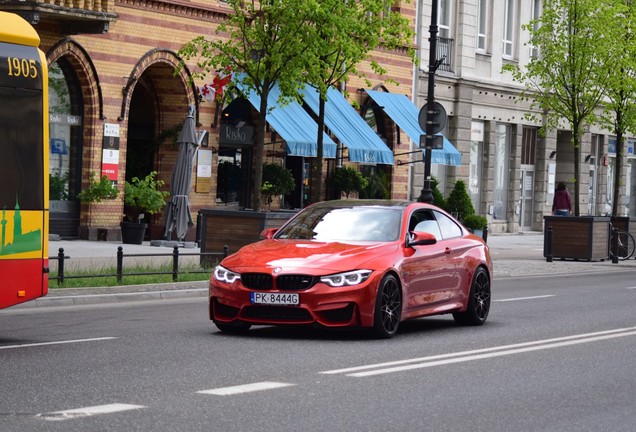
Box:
[250,292,299,306]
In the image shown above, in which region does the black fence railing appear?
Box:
[49,245,229,285]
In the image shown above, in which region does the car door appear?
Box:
[401,210,457,313]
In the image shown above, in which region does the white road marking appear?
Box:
[0,337,117,350]
[197,381,295,396]
[626,286,636,290]
[37,403,145,421]
[321,326,636,377]
[494,295,555,302]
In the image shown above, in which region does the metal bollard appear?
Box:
[117,246,124,283]
[58,247,65,284]
[172,245,179,282]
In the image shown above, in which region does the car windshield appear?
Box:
[275,206,402,242]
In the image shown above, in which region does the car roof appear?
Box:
[309,199,418,210]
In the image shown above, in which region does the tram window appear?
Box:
[0,87,44,210]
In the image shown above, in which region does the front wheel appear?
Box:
[453,267,491,326]
[372,274,402,339]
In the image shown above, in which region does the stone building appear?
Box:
[413,0,636,233]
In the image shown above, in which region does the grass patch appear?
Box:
[48,261,216,288]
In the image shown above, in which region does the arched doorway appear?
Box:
[48,58,83,238]
[121,50,197,239]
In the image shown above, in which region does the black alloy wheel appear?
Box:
[453,266,491,326]
[372,274,402,339]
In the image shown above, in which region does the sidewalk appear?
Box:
[11,232,636,309]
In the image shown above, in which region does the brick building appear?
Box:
[2,0,426,241]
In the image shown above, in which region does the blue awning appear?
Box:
[234,78,336,158]
[302,86,394,165]
[365,90,462,166]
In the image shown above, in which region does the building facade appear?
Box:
[2,0,419,240]
[412,0,636,233]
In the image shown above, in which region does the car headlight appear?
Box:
[320,270,372,287]
[213,265,241,283]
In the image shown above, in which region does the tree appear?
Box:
[303,0,414,204]
[179,0,318,211]
[332,166,368,199]
[599,1,636,216]
[503,0,614,216]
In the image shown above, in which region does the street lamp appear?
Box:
[417,0,446,203]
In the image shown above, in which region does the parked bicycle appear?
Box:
[609,225,636,261]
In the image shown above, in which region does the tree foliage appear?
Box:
[179,0,318,211]
[332,166,368,199]
[598,1,636,215]
[503,0,615,216]
[303,0,415,203]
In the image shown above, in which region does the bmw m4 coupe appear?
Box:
[209,200,492,338]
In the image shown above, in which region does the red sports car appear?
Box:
[209,200,492,338]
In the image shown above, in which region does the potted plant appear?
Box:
[331,166,368,199]
[261,163,295,210]
[462,214,488,237]
[121,171,169,244]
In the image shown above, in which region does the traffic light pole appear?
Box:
[418,0,439,204]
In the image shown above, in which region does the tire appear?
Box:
[214,320,252,333]
[612,231,636,261]
[453,266,491,326]
[372,274,402,339]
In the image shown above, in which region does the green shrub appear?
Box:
[332,166,368,199]
[77,173,119,203]
[123,171,169,222]
[462,214,488,230]
[446,180,474,221]
[261,163,295,208]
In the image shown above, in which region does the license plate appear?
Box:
[250,292,299,306]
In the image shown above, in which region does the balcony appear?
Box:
[0,0,117,34]
[436,36,454,73]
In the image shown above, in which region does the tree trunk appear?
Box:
[572,123,582,216]
[310,96,326,204]
[250,86,270,212]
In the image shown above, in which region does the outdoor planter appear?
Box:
[120,221,148,245]
[198,209,296,265]
[543,216,610,262]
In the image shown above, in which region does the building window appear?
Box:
[494,124,510,220]
[438,0,452,39]
[503,0,515,58]
[530,0,542,58]
[470,121,484,213]
[477,0,488,52]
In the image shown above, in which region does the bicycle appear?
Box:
[609,225,636,261]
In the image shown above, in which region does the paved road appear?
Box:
[1,270,635,431]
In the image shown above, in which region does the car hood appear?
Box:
[221,239,398,274]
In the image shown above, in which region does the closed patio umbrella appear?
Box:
[163,105,199,241]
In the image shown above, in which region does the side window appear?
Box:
[434,210,463,239]
[409,210,442,239]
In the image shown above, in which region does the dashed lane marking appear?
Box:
[0,337,117,350]
[197,381,295,396]
[494,295,556,302]
[37,403,146,421]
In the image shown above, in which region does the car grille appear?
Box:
[243,306,313,322]
[241,273,317,291]
[241,273,273,290]
[276,275,317,291]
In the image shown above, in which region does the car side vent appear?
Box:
[276,275,317,291]
[241,273,273,290]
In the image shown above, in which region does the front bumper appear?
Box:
[209,274,381,328]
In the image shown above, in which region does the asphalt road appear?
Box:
[1,270,635,432]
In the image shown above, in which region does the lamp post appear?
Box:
[418,0,441,203]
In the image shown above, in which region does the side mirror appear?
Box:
[407,231,437,247]
[260,227,278,239]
